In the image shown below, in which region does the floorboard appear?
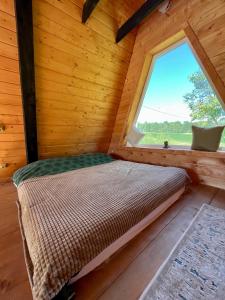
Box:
[0,182,224,300]
[211,189,225,209]
[0,182,32,300]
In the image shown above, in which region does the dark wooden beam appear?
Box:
[116,0,165,43]
[14,0,38,163]
[82,0,100,23]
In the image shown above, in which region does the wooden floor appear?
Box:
[0,183,225,300]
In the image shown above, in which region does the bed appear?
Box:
[13,153,189,300]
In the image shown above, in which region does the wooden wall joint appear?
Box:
[116,0,165,43]
[15,0,38,163]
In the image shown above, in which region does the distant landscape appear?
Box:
[136,69,225,149]
[137,121,225,148]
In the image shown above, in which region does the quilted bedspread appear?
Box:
[17,160,189,299]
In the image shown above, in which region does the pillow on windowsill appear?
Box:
[191,125,224,152]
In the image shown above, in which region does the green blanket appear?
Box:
[13,153,114,187]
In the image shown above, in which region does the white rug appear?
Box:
[139,204,225,300]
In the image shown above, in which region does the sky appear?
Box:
[136,41,203,123]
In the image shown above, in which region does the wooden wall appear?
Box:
[33,0,138,159]
[0,0,140,179]
[0,1,26,180]
[110,0,225,190]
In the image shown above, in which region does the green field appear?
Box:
[140,132,225,148]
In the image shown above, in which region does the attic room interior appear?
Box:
[0,0,225,299]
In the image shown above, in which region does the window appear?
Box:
[134,40,225,149]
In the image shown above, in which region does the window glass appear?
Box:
[135,41,225,148]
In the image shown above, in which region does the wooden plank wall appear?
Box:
[110,0,225,190]
[0,0,139,179]
[0,1,26,180]
[33,0,138,159]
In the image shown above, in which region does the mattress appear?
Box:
[16,159,189,300]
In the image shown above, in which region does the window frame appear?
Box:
[125,27,225,150]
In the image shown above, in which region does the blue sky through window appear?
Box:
[136,41,201,123]
[135,41,225,147]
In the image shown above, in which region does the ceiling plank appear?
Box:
[116,0,165,43]
[82,0,100,23]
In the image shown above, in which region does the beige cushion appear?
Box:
[191,125,224,152]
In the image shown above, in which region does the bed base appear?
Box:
[69,187,185,284]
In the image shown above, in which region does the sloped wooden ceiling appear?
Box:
[109,0,225,190]
[0,0,142,179]
[33,0,141,159]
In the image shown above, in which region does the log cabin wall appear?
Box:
[109,0,225,190]
[0,1,26,180]
[33,0,139,159]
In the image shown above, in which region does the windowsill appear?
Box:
[121,144,225,157]
[137,144,192,150]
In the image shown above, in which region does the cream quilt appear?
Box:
[17,160,189,299]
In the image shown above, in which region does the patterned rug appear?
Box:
[139,204,225,300]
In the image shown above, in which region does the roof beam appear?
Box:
[82,0,100,23]
[116,0,166,43]
[14,0,38,163]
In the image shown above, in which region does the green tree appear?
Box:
[183,71,225,125]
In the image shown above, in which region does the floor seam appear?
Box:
[96,196,189,299]
[209,188,219,204]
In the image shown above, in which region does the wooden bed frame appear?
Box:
[69,186,185,284]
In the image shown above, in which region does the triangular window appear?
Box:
[134,40,225,149]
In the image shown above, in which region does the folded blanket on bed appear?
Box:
[13,153,114,186]
[17,160,189,300]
